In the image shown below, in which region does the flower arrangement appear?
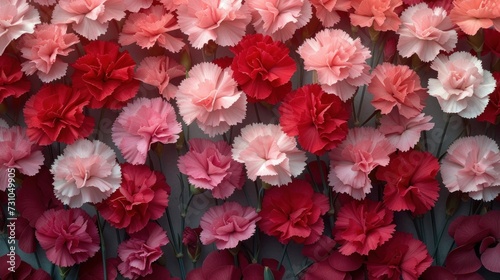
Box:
[2,0,500,279]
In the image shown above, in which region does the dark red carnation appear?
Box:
[0,55,30,103]
[186,250,248,280]
[258,179,329,245]
[183,226,202,262]
[303,248,365,280]
[242,258,285,280]
[477,72,500,124]
[97,163,170,234]
[279,84,350,155]
[78,252,119,280]
[0,255,51,280]
[482,29,500,57]
[23,83,94,145]
[71,40,140,109]
[376,150,440,215]
[230,33,296,105]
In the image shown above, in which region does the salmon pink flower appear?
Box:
[449,0,500,36]
[135,56,185,100]
[309,0,351,28]
[350,0,403,32]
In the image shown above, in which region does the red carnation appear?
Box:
[0,55,30,103]
[482,29,500,57]
[279,84,350,155]
[71,40,140,109]
[477,72,500,124]
[0,255,50,280]
[230,33,296,105]
[23,84,94,145]
[258,179,329,245]
[376,150,440,215]
[97,163,170,234]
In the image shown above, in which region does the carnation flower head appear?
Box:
[259,179,329,244]
[397,3,457,62]
[119,5,185,52]
[309,0,352,28]
[51,0,126,40]
[428,51,496,119]
[298,29,372,101]
[369,63,427,118]
[50,139,122,208]
[0,55,30,103]
[328,127,396,200]
[449,0,500,36]
[97,163,170,234]
[178,138,244,199]
[135,56,185,100]
[123,0,152,12]
[200,201,260,249]
[23,84,94,146]
[303,247,365,280]
[0,255,51,280]
[177,0,250,49]
[350,0,403,32]
[112,97,181,165]
[441,135,500,201]
[477,72,500,124]
[176,62,247,137]
[279,84,350,155]
[232,123,307,186]
[35,208,100,267]
[246,0,312,42]
[0,0,40,55]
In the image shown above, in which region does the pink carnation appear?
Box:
[350,0,403,32]
[297,29,371,101]
[123,0,152,12]
[328,127,395,200]
[0,0,40,55]
[200,201,260,250]
[112,97,182,165]
[177,0,250,49]
[232,123,307,186]
[119,5,184,52]
[35,208,100,267]
[135,56,185,100]
[397,3,457,62]
[378,109,434,152]
[441,135,500,201]
[428,52,496,119]
[50,139,122,207]
[0,126,44,191]
[51,0,126,40]
[449,0,500,36]
[176,62,246,137]
[18,23,79,83]
[309,0,351,28]
[246,0,312,42]
[178,139,244,199]
[118,222,169,279]
[369,63,427,118]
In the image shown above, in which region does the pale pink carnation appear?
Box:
[350,0,403,32]
[50,139,122,208]
[18,23,79,83]
[428,52,496,119]
[297,29,371,101]
[0,126,44,191]
[176,62,246,137]
[123,0,152,12]
[119,5,185,53]
[178,139,244,199]
[441,136,500,202]
[232,123,307,186]
[0,0,40,55]
[135,56,185,100]
[112,97,182,165]
[449,0,500,36]
[310,0,351,28]
[369,63,427,118]
[200,201,260,250]
[397,3,457,62]
[51,0,126,40]
[328,127,396,200]
[118,222,169,280]
[247,0,312,42]
[177,0,250,49]
[379,109,434,152]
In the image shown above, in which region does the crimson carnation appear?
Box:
[279,84,350,155]
[23,83,94,145]
[258,179,329,245]
[477,72,500,124]
[334,199,396,255]
[97,163,170,234]
[71,40,140,109]
[0,55,30,103]
[230,33,296,105]
[376,150,440,215]
[0,255,50,280]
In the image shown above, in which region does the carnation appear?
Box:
[449,0,500,36]
[50,139,122,207]
[232,123,307,186]
[35,208,100,267]
[350,0,403,32]
[477,72,500,124]
[0,0,40,55]
[0,255,51,280]
[309,0,351,28]
[135,56,185,100]
[0,55,30,103]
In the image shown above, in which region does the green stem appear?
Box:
[254,103,262,123]
[95,211,108,280]
[432,215,451,265]
[436,114,451,158]
[277,243,289,270]
[360,110,379,126]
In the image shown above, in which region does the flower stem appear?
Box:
[436,114,451,158]
[95,211,108,280]
[277,243,289,270]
